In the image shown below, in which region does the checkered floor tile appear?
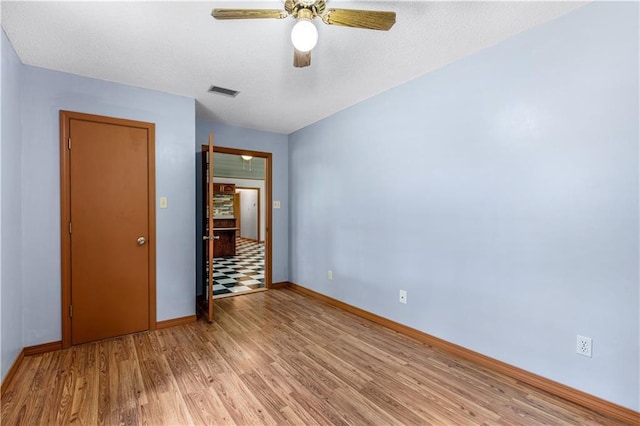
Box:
[211,238,264,298]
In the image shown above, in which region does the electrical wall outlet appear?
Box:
[399,290,407,304]
[576,335,592,357]
[327,270,333,280]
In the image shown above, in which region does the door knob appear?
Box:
[137,236,146,246]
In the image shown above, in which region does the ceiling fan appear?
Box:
[212,0,396,68]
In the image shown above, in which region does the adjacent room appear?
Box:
[1,1,638,424]
[209,153,267,298]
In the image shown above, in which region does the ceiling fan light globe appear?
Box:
[291,19,318,52]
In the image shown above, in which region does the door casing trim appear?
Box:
[60,110,157,348]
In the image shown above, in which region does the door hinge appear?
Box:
[68,138,71,150]
[69,305,73,317]
[69,222,72,234]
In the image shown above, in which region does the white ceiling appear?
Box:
[1,1,586,135]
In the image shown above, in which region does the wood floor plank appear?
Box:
[182,389,236,425]
[279,403,321,426]
[98,341,113,424]
[20,388,49,424]
[150,387,196,425]
[359,381,432,425]
[1,355,42,426]
[210,372,278,425]
[53,346,82,424]
[164,347,210,394]
[253,362,297,397]
[327,385,404,425]
[301,343,374,389]
[192,341,234,383]
[238,369,289,422]
[1,288,629,425]
[281,390,349,426]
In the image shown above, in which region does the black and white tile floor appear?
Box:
[212,238,265,298]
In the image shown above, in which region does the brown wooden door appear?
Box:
[61,111,156,346]
[206,134,215,321]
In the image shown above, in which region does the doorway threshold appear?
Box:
[212,287,268,300]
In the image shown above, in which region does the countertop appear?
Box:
[213,215,235,220]
[213,227,240,231]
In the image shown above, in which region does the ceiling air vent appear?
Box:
[208,85,239,98]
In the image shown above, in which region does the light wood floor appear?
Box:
[1,288,626,425]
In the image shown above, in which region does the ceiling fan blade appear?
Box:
[322,9,396,31]
[293,49,311,68]
[212,9,288,20]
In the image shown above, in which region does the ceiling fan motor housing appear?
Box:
[285,0,326,19]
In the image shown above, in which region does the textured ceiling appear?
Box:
[1,1,586,134]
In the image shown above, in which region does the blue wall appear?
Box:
[289,2,639,410]
[195,121,289,291]
[18,66,196,345]
[1,0,638,412]
[1,30,24,380]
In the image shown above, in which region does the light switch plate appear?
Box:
[159,197,168,209]
[273,201,281,209]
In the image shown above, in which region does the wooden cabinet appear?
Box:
[213,231,236,257]
[214,218,235,228]
[214,183,236,194]
[213,218,238,257]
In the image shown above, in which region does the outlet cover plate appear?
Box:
[576,335,592,357]
[399,290,407,304]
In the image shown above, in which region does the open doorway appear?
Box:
[197,144,272,320]
[237,187,260,241]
